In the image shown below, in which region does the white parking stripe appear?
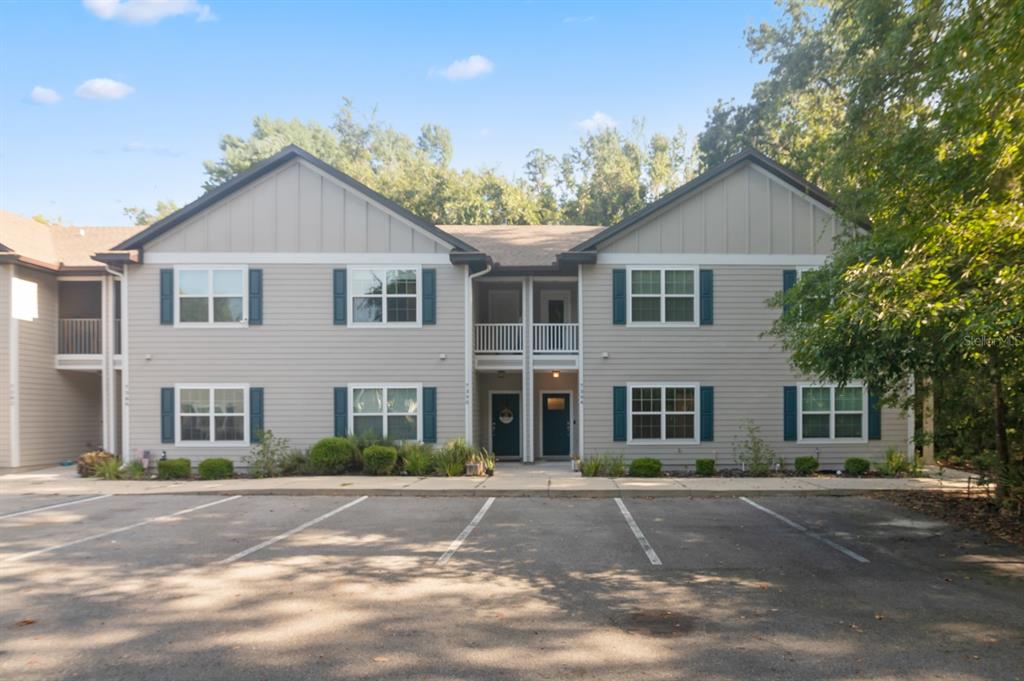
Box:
[0,495,112,520]
[3,495,242,563]
[436,497,495,566]
[739,497,870,564]
[216,496,368,565]
[615,498,662,566]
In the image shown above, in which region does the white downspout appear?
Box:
[465,263,491,446]
[104,264,129,462]
[577,265,585,461]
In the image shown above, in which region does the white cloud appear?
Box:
[30,86,61,104]
[563,15,595,24]
[435,55,494,81]
[75,78,135,100]
[576,111,617,133]
[83,0,215,24]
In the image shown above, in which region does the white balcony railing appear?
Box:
[533,323,579,353]
[59,318,102,354]
[475,323,524,354]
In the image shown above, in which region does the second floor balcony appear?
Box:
[474,322,579,354]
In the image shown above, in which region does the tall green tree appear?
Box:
[123,200,179,226]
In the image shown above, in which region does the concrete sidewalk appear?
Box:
[0,462,984,498]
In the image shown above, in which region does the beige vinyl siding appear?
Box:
[580,263,906,469]
[0,266,10,465]
[147,160,447,255]
[603,164,846,256]
[126,262,467,465]
[13,267,103,466]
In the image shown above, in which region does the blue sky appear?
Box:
[0,1,781,226]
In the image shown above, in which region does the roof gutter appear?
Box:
[449,251,492,273]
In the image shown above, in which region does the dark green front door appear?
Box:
[491,393,520,457]
[542,393,571,456]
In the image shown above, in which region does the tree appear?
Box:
[736,0,1024,498]
[123,200,179,226]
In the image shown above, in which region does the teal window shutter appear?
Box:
[334,387,348,436]
[423,387,437,442]
[699,269,714,325]
[422,269,436,325]
[782,269,797,316]
[160,269,173,325]
[868,388,882,440]
[248,269,263,325]
[783,386,798,441]
[612,269,626,325]
[161,387,174,443]
[249,388,264,443]
[700,386,714,441]
[613,386,627,441]
[333,269,347,325]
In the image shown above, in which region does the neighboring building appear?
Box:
[2,146,910,470]
[0,211,141,468]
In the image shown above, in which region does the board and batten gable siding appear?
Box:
[0,266,10,465]
[125,262,467,465]
[580,264,905,468]
[11,267,103,466]
[145,159,446,255]
[602,163,842,256]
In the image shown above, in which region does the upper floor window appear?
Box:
[799,384,866,441]
[176,267,247,326]
[350,268,419,326]
[628,383,698,443]
[351,385,421,440]
[177,385,247,445]
[628,267,696,325]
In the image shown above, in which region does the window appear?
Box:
[176,268,247,325]
[350,268,419,325]
[177,386,247,445]
[799,384,866,440]
[628,384,698,443]
[351,385,421,440]
[628,267,697,325]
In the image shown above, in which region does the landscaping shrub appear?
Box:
[877,448,914,477]
[92,457,122,480]
[629,457,663,477]
[157,458,191,480]
[734,421,780,476]
[245,430,297,478]
[398,442,435,476]
[121,460,147,480]
[606,455,626,477]
[436,438,474,476]
[844,457,871,476]
[363,445,398,475]
[695,459,716,477]
[77,450,114,477]
[308,436,359,474]
[198,458,234,480]
[278,450,310,476]
[579,456,605,477]
[794,456,819,476]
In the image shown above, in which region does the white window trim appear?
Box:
[347,265,423,328]
[797,382,868,443]
[625,266,699,327]
[173,265,249,328]
[349,384,423,442]
[626,382,700,445]
[174,384,249,447]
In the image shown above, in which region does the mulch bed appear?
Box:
[872,489,1024,548]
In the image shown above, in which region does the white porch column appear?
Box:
[524,277,534,463]
[577,266,585,459]
[100,276,114,453]
[463,266,473,445]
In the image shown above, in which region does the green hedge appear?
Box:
[362,445,398,475]
[695,459,715,477]
[629,457,662,477]
[794,456,819,476]
[844,457,871,476]
[308,437,359,474]
[198,458,234,480]
[157,458,191,480]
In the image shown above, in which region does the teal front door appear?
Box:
[541,393,571,456]
[491,393,520,458]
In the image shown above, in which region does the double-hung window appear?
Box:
[177,385,248,445]
[176,267,247,325]
[350,268,420,325]
[351,385,421,440]
[799,384,866,440]
[628,384,698,443]
[628,267,697,325]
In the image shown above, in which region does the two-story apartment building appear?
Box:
[1,146,910,470]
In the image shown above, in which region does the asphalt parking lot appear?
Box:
[1,493,1021,681]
